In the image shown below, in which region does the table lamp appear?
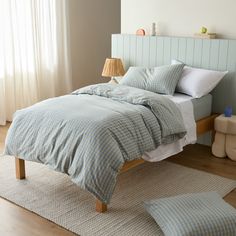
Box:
[102,58,125,78]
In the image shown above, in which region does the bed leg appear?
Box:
[15,157,25,179]
[96,199,107,213]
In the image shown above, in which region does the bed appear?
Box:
[5,34,231,213]
[5,85,217,213]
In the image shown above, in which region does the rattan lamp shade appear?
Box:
[102,58,125,77]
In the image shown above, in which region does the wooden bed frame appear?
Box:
[15,114,218,213]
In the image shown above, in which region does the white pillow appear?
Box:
[172,60,228,98]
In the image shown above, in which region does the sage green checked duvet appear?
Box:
[4,84,186,204]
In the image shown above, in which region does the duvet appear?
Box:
[4,84,186,203]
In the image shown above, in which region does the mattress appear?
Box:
[171,93,212,121]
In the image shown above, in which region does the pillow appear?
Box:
[120,64,184,95]
[144,192,236,236]
[172,59,228,98]
[147,64,184,95]
[120,67,152,90]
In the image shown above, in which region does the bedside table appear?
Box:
[212,114,236,161]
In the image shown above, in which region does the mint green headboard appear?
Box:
[111,34,236,114]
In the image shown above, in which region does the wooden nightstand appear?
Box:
[212,114,236,161]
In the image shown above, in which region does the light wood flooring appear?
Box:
[0,124,235,236]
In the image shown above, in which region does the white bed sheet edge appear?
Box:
[143,94,197,162]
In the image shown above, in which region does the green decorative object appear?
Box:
[201,26,208,34]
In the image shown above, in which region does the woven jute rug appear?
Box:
[0,155,235,236]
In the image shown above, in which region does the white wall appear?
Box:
[121,0,236,39]
[68,0,120,90]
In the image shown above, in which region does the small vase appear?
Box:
[151,23,156,36]
[224,106,232,117]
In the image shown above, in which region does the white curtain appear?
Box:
[0,0,72,125]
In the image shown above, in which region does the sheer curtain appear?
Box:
[0,0,72,125]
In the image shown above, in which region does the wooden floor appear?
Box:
[0,124,235,236]
[169,144,236,208]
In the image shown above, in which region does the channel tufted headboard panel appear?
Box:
[111,34,236,114]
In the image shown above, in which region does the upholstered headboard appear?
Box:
[111,34,236,114]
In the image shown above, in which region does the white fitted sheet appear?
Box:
[172,93,212,121]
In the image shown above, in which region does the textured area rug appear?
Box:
[0,156,235,236]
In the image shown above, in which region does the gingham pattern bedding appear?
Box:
[120,64,184,95]
[144,192,236,236]
[5,84,186,203]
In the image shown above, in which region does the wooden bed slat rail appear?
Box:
[196,114,218,135]
[121,159,145,173]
